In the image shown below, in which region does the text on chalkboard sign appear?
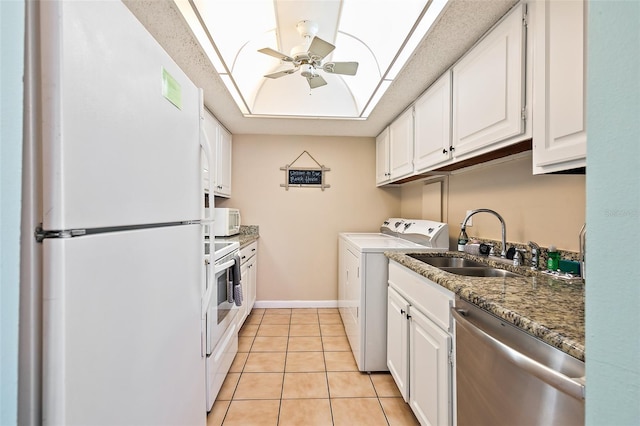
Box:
[288,169,323,185]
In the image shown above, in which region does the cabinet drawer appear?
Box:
[239,241,257,264]
[388,261,454,332]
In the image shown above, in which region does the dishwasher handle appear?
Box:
[451,307,585,401]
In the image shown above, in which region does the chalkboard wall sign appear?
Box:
[280,151,330,190]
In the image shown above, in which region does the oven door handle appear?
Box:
[215,259,236,274]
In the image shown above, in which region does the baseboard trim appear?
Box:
[253,300,338,309]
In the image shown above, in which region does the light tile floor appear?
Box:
[207,308,419,426]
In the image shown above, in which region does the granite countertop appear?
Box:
[385,251,585,361]
[215,225,259,248]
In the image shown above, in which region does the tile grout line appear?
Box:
[273,312,289,426]
[217,308,393,425]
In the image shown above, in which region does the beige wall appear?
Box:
[400,153,586,251]
[217,134,400,303]
[223,142,584,303]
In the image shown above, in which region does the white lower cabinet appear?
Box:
[387,260,454,426]
[237,241,257,326]
[387,286,410,400]
[409,306,451,426]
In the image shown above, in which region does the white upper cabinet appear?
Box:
[414,71,452,172]
[202,109,232,198]
[532,0,587,174]
[452,3,527,158]
[376,127,391,186]
[215,125,232,198]
[389,107,415,180]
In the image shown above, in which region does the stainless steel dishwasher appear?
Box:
[452,298,585,426]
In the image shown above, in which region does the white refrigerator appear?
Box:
[33,1,207,424]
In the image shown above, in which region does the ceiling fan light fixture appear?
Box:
[300,63,316,78]
[257,20,358,90]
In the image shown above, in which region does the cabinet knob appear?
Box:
[442,149,448,154]
[400,309,406,315]
[449,146,455,151]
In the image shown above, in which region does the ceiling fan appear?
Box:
[258,20,359,89]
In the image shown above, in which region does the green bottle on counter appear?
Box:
[547,245,560,271]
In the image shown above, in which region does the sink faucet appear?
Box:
[528,241,540,270]
[461,209,507,258]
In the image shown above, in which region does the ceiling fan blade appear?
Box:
[322,61,359,76]
[264,68,299,79]
[308,36,335,61]
[307,74,327,89]
[258,47,294,62]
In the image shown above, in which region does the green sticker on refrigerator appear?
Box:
[161,67,182,110]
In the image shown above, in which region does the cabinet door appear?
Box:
[532,0,587,174]
[214,126,232,197]
[202,109,218,194]
[387,286,410,401]
[414,71,452,172]
[376,127,391,185]
[389,107,414,180]
[246,255,257,312]
[452,4,525,157]
[409,307,451,426]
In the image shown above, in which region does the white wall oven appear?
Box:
[203,239,241,411]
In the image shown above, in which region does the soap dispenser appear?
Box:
[547,245,560,271]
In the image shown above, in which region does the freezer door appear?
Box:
[40,1,201,230]
[42,225,205,425]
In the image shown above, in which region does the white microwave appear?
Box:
[212,208,241,236]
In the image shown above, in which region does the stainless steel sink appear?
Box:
[441,267,523,278]
[406,254,523,278]
[407,254,486,268]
